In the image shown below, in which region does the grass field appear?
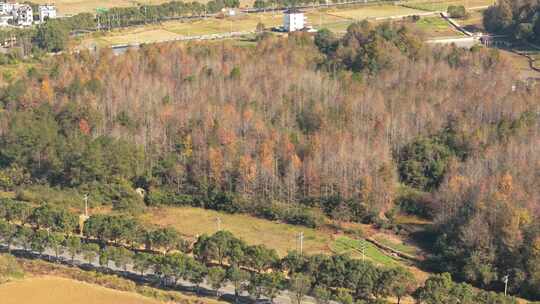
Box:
[0,276,160,304]
[141,206,335,256]
[402,0,493,11]
[324,5,425,20]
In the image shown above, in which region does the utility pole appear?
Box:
[83,193,89,217]
[503,275,509,296]
[216,217,222,231]
[298,232,304,255]
[360,239,366,263]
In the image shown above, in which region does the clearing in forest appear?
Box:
[140,206,422,270]
[0,276,160,304]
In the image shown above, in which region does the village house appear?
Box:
[38,4,57,23]
[0,2,33,26]
[283,8,305,32]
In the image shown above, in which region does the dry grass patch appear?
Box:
[403,0,493,11]
[32,0,255,15]
[102,29,181,45]
[326,5,425,20]
[141,206,333,256]
[0,276,160,304]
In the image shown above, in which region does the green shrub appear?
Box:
[0,254,24,283]
[396,185,434,219]
[145,187,194,206]
[15,185,82,207]
[284,207,324,228]
[448,5,467,18]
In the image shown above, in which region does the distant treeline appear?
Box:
[0,198,519,304]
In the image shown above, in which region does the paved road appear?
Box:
[2,242,318,304]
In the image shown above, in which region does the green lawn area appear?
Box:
[330,236,401,267]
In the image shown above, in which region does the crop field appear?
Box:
[140,206,335,256]
[402,0,493,11]
[330,236,400,267]
[82,5,428,46]
[31,0,170,16]
[372,233,420,256]
[324,4,425,20]
[83,11,347,46]
[0,276,160,304]
[410,16,461,37]
[32,0,258,15]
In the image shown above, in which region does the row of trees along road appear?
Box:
[0,199,519,304]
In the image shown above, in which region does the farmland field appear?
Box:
[31,0,255,15]
[81,5,426,47]
[31,0,171,16]
[0,276,160,304]
[372,233,420,256]
[330,236,400,267]
[324,5,425,20]
[410,16,461,37]
[402,0,493,11]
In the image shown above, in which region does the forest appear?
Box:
[0,5,539,302]
[483,0,540,42]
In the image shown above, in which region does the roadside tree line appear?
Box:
[0,198,519,304]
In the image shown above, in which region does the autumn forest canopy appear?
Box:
[0,16,539,301]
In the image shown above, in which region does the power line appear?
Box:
[503,275,509,296]
[298,231,304,255]
[216,217,222,231]
[83,193,89,217]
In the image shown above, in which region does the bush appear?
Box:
[0,254,24,283]
[284,207,324,228]
[396,185,434,219]
[15,185,82,207]
[448,5,467,19]
[253,200,286,221]
[206,190,244,214]
[145,187,195,206]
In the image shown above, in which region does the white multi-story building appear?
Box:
[283,9,305,32]
[15,5,33,26]
[0,2,16,15]
[0,2,35,26]
[39,5,56,22]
